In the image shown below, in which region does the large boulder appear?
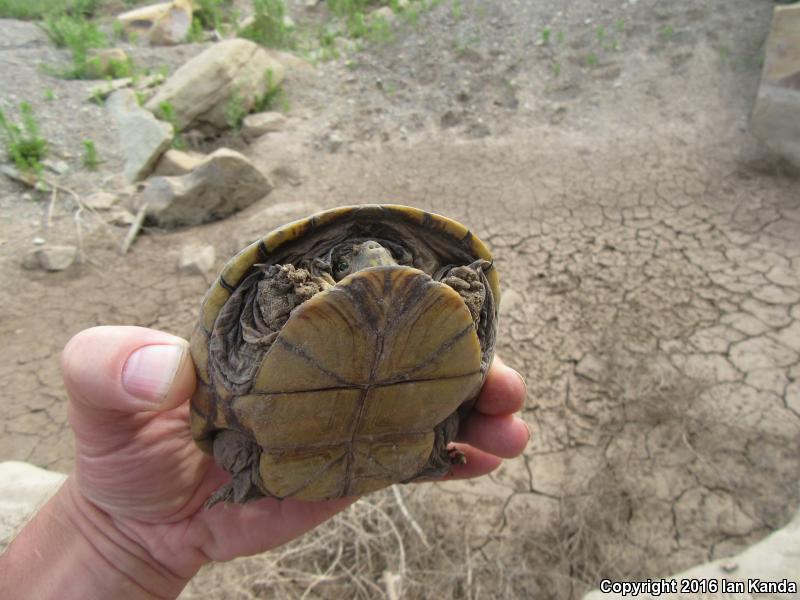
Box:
[107,89,174,182]
[133,148,273,227]
[145,39,286,133]
[750,4,800,168]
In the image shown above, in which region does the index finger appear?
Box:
[473,356,526,416]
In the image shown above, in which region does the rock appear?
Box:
[750,4,800,168]
[145,39,286,133]
[107,89,174,182]
[178,244,216,275]
[83,191,119,210]
[117,0,193,46]
[134,148,272,227]
[85,48,130,79]
[153,149,206,176]
[23,245,78,271]
[242,111,287,141]
[327,131,344,152]
[0,462,67,551]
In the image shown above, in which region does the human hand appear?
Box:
[2,326,528,599]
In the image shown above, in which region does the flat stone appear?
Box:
[178,244,215,275]
[134,148,272,227]
[242,111,287,141]
[107,89,174,182]
[729,335,798,372]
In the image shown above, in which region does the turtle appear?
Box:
[189,204,500,505]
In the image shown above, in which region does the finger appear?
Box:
[442,444,502,480]
[456,413,530,458]
[474,356,526,416]
[62,325,196,415]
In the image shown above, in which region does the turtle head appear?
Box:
[330,240,398,281]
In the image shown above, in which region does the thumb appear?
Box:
[62,326,196,417]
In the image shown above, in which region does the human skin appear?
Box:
[0,326,529,600]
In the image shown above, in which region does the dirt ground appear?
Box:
[1,0,799,598]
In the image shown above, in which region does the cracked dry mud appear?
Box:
[1,0,799,597]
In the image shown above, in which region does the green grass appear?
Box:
[0,102,48,174]
[239,0,295,48]
[253,68,289,113]
[82,139,99,170]
[0,0,100,19]
[40,14,132,80]
[157,102,187,150]
[225,87,247,130]
[541,27,550,45]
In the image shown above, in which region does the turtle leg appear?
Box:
[206,430,266,508]
[415,411,462,480]
[439,260,489,325]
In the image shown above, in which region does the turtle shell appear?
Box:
[190,204,499,501]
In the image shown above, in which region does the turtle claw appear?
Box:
[448,447,467,465]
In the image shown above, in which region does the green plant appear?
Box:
[43,88,56,101]
[225,88,247,130]
[239,0,294,48]
[253,68,289,113]
[551,61,561,77]
[585,52,598,68]
[541,27,550,45]
[82,139,99,170]
[556,31,565,44]
[596,26,605,43]
[660,24,674,42]
[157,101,187,150]
[0,0,100,20]
[450,0,461,19]
[195,0,233,31]
[41,14,118,79]
[0,102,48,174]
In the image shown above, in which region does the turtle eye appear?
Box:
[334,260,349,275]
